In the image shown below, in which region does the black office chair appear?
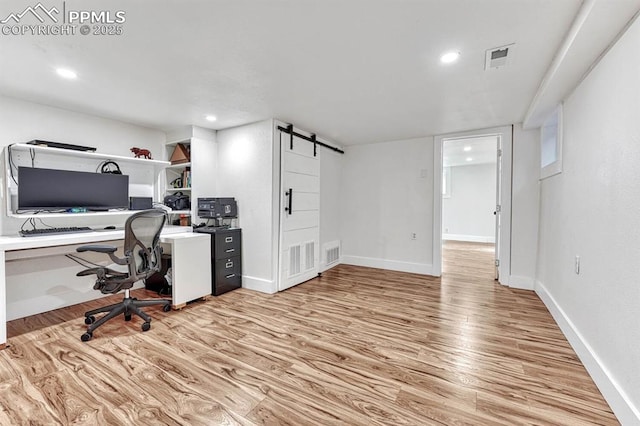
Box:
[76,209,172,342]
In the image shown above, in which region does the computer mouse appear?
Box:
[104,226,116,230]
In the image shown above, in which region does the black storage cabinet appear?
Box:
[194,227,242,295]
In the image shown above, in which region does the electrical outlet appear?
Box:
[411,233,417,240]
[575,255,580,274]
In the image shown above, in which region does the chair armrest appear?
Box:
[77,244,118,254]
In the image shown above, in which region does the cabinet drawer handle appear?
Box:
[225,274,235,279]
[225,236,233,243]
[225,248,235,253]
[225,261,233,268]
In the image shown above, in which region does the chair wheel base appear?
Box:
[142,322,151,332]
[84,315,96,325]
[81,332,93,342]
[125,314,132,321]
[162,304,171,312]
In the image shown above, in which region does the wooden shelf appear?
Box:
[166,210,191,215]
[166,188,191,192]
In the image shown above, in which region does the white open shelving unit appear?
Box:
[4,143,170,219]
[164,162,192,193]
[162,140,192,225]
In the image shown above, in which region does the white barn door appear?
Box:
[278,131,320,291]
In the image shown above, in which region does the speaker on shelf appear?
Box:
[129,197,153,210]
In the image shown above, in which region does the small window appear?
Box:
[541,104,563,179]
[442,167,451,198]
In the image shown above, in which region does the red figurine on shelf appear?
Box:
[131,147,152,159]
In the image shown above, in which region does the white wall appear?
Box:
[535,15,640,424]
[340,137,433,274]
[510,124,540,290]
[216,119,277,293]
[442,163,496,242]
[0,96,165,158]
[0,96,167,319]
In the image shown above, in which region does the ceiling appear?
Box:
[1,0,639,146]
[443,136,497,168]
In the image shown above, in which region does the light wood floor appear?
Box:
[0,241,617,425]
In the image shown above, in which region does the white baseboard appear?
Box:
[242,275,277,294]
[342,255,433,275]
[508,275,535,290]
[536,281,640,425]
[320,261,340,273]
[443,233,495,243]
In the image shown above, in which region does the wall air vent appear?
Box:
[326,246,339,265]
[485,44,514,70]
[324,241,341,267]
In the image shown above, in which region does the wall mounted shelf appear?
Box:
[4,143,171,220]
[9,143,170,172]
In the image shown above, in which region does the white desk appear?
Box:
[0,226,211,348]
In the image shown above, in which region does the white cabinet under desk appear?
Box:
[159,232,211,309]
[0,226,211,348]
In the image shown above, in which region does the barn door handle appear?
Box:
[285,188,293,215]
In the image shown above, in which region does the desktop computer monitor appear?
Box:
[18,167,129,211]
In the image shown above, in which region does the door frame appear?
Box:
[432,125,512,285]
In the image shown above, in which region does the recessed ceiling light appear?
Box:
[205,115,217,122]
[466,157,473,162]
[56,68,77,79]
[440,51,460,64]
[463,146,472,152]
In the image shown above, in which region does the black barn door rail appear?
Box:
[278,124,345,155]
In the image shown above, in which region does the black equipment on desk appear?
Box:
[198,197,237,219]
[129,196,153,210]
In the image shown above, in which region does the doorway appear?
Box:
[442,136,499,278]
[432,126,512,286]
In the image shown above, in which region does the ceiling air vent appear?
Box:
[485,44,514,70]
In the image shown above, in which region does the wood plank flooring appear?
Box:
[0,241,618,425]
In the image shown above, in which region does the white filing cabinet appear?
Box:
[160,232,211,308]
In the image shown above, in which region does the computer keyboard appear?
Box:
[19,226,93,237]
